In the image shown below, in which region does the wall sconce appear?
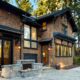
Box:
[18,46,21,49]
[15,39,21,49]
[48,46,52,50]
[43,52,45,57]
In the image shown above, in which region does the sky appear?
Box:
[9,0,37,10]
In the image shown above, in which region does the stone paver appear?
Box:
[0,67,80,80]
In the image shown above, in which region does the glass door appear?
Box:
[3,39,12,65]
[42,45,49,65]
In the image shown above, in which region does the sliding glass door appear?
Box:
[0,39,13,65]
[3,40,11,64]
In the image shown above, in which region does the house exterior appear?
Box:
[37,9,77,68]
[0,1,77,68]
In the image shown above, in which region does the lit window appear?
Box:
[24,25,38,49]
[68,47,72,56]
[24,25,30,39]
[31,27,37,40]
[55,39,72,57]
[55,45,60,56]
[24,41,30,48]
[31,42,37,48]
[55,39,61,44]
[42,22,47,30]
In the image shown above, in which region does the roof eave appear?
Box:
[0,1,31,17]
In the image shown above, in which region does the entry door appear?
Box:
[42,45,49,65]
[3,39,12,65]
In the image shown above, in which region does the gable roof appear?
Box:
[0,0,31,17]
[0,0,41,27]
[37,8,78,32]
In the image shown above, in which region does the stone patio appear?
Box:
[0,67,80,80]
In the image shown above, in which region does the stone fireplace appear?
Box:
[17,59,35,70]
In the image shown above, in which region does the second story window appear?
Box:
[24,25,38,49]
[42,22,47,31]
[62,24,67,35]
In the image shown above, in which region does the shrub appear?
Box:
[73,56,80,65]
[75,48,80,56]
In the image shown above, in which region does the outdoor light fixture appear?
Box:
[43,52,46,57]
[18,46,21,49]
[48,46,52,50]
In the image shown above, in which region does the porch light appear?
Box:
[48,46,52,50]
[15,40,21,49]
[18,46,21,49]
[43,52,45,57]
[59,62,65,68]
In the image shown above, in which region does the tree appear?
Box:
[16,0,33,12]
[69,1,80,48]
[33,0,72,16]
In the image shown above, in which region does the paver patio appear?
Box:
[0,67,80,80]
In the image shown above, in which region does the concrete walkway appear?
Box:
[0,67,80,80]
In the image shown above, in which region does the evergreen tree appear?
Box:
[16,0,33,12]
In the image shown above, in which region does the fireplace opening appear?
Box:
[23,64,32,70]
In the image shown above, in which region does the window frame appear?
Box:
[55,39,73,57]
[23,25,38,49]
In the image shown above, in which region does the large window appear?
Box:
[24,25,38,49]
[55,39,72,57]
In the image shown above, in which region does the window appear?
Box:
[24,25,38,49]
[42,22,47,31]
[55,40,72,57]
[55,45,60,56]
[31,42,37,48]
[24,25,30,39]
[62,24,67,35]
[31,27,37,40]
[24,41,30,48]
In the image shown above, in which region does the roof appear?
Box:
[22,15,41,28]
[37,8,78,32]
[0,25,23,34]
[0,0,31,17]
[53,32,76,43]
[39,38,53,44]
[0,0,41,28]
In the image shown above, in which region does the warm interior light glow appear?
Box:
[59,62,65,68]
[48,46,52,50]
[18,46,21,49]
[43,52,45,57]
